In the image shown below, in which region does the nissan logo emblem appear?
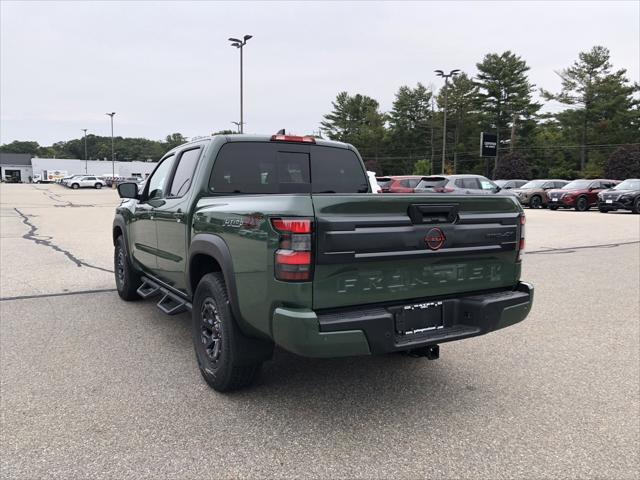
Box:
[425,227,446,250]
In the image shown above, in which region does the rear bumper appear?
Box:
[272,282,534,357]
[549,198,573,207]
[598,199,632,211]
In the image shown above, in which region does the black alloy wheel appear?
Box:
[575,196,589,212]
[530,195,542,209]
[200,298,223,364]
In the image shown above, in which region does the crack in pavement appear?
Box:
[0,288,117,302]
[32,186,94,208]
[527,241,640,255]
[13,207,114,274]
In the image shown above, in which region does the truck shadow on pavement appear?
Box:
[160,306,483,430]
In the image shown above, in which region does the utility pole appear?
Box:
[435,69,460,174]
[430,93,435,176]
[105,112,116,177]
[81,128,88,174]
[228,35,252,134]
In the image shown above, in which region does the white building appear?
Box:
[31,158,157,179]
[0,153,33,182]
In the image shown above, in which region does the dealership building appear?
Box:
[1,153,157,182]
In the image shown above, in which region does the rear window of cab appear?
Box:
[209,142,369,194]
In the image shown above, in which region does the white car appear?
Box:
[367,171,382,193]
[67,176,106,189]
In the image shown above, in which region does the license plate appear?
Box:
[606,199,613,204]
[552,198,558,202]
[395,302,443,335]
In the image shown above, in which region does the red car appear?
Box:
[376,175,424,193]
[547,179,619,211]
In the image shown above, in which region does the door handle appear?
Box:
[173,209,185,221]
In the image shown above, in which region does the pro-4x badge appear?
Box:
[425,227,446,250]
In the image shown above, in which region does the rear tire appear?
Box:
[530,195,542,209]
[71,183,79,189]
[114,235,141,301]
[575,196,589,211]
[192,273,264,392]
[633,198,640,214]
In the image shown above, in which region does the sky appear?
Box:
[1,0,638,145]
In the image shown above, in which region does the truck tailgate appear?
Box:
[312,194,522,310]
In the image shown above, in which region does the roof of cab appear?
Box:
[220,133,351,149]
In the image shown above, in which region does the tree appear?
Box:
[541,46,640,171]
[604,144,640,179]
[436,73,481,174]
[164,133,188,151]
[387,83,432,158]
[0,141,41,155]
[493,152,531,179]
[476,51,540,176]
[320,92,387,157]
[412,159,431,175]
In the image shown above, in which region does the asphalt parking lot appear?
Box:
[1,183,639,479]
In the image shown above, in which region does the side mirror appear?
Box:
[494,186,502,193]
[118,182,139,199]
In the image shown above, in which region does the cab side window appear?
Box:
[147,155,176,200]
[168,148,201,198]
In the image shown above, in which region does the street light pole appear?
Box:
[228,35,252,134]
[231,121,242,133]
[435,69,460,174]
[81,128,88,174]
[105,112,116,177]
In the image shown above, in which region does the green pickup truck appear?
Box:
[113,134,533,392]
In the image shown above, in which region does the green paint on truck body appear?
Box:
[114,134,533,358]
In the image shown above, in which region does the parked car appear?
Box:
[495,179,528,190]
[547,179,619,211]
[376,175,424,193]
[112,133,532,392]
[67,175,106,189]
[60,175,82,186]
[367,171,382,193]
[511,179,568,208]
[414,174,507,195]
[597,179,640,213]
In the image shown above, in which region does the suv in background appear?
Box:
[495,179,528,190]
[547,179,619,211]
[598,179,640,213]
[414,174,504,195]
[67,176,106,189]
[512,179,568,208]
[376,175,424,193]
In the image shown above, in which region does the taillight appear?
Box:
[271,217,313,281]
[433,187,455,193]
[517,214,525,262]
[270,134,316,144]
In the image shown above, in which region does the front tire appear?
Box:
[530,195,542,209]
[192,273,263,392]
[95,183,102,189]
[71,183,79,189]
[575,196,589,211]
[549,205,558,210]
[114,235,141,301]
[598,207,608,213]
[632,198,640,214]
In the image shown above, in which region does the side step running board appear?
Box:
[137,276,192,315]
